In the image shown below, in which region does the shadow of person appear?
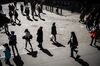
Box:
[52,41,65,47]
[96,45,100,50]
[91,45,100,51]
[13,55,24,66]
[38,45,53,57]
[40,48,53,57]
[72,55,89,66]
[25,48,38,58]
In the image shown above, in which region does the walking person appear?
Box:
[7,31,19,57]
[51,22,57,43]
[9,10,14,24]
[37,27,43,49]
[30,1,37,18]
[3,43,13,66]
[68,32,78,57]
[23,29,33,50]
[37,4,42,18]
[20,3,24,15]
[89,28,98,46]
[14,10,21,24]
[25,6,30,19]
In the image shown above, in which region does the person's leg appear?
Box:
[71,48,74,57]
[14,45,19,55]
[94,38,97,46]
[11,46,15,56]
[29,40,33,49]
[54,35,56,42]
[90,38,94,46]
[25,40,28,49]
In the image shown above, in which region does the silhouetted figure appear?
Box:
[23,29,33,50]
[14,10,21,24]
[51,22,57,42]
[89,28,97,46]
[11,4,15,13]
[79,8,86,23]
[68,32,78,57]
[14,1,17,9]
[25,6,30,19]
[8,4,12,12]
[7,31,19,57]
[30,1,37,18]
[9,10,14,24]
[20,4,24,15]
[3,43,13,66]
[37,27,43,49]
[37,4,42,18]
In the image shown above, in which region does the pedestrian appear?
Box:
[25,6,30,18]
[3,43,11,65]
[9,10,13,24]
[89,28,97,46]
[14,10,21,24]
[7,31,19,57]
[68,32,78,57]
[30,1,37,18]
[20,3,24,15]
[23,29,33,50]
[51,22,57,42]
[37,27,43,49]
[37,4,42,18]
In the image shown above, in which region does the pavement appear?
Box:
[0,2,100,66]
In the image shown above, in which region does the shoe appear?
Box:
[76,50,78,54]
[90,44,92,46]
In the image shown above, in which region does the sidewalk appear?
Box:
[0,2,100,66]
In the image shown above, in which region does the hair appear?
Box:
[24,29,29,32]
[11,31,15,34]
[71,31,78,44]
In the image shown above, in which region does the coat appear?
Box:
[37,29,43,43]
[51,25,57,35]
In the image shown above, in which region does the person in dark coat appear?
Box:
[30,1,37,18]
[51,22,57,42]
[9,10,13,24]
[37,26,43,49]
[68,32,78,57]
[20,3,24,15]
[14,10,21,24]
[7,31,19,57]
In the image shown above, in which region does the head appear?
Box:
[40,26,43,30]
[71,31,76,38]
[53,22,55,26]
[11,31,15,35]
[24,29,29,32]
[3,43,9,48]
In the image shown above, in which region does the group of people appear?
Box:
[1,22,80,66]
[8,1,21,25]
[79,7,100,31]
[79,7,100,46]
